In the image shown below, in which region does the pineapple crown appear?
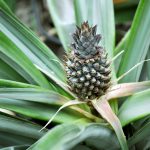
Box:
[71,21,103,59]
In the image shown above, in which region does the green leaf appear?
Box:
[114,30,130,56]
[0,79,39,88]
[118,89,150,126]
[0,88,69,104]
[132,116,150,131]
[92,99,128,150]
[0,32,52,89]
[47,0,75,53]
[118,0,150,82]
[3,0,16,12]
[0,0,66,83]
[139,60,148,81]
[128,121,150,147]
[74,0,115,59]
[114,30,130,73]
[0,145,29,150]
[0,112,46,147]
[147,48,150,79]
[0,59,26,82]
[39,100,95,131]
[0,1,74,98]
[28,123,120,150]
[0,80,90,122]
[0,98,86,123]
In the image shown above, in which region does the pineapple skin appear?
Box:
[65,22,111,101]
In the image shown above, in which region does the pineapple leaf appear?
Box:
[0,145,29,150]
[40,100,86,131]
[0,112,46,146]
[0,84,85,124]
[118,0,150,82]
[147,49,150,79]
[117,59,150,82]
[0,0,75,98]
[0,59,26,82]
[0,32,53,89]
[107,81,150,100]
[47,0,75,53]
[92,99,128,150]
[118,89,150,126]
[114,30,130,56]
[28,123,120,150]
[0,79,40,88]
[0,0,66,83]
[0,88,69,104]
[0,98,85,124]
[128,121,150,148]
[114,30,130,73]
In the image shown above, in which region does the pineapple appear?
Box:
[65,21,111,101]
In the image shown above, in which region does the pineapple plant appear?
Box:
[0,0,150,150]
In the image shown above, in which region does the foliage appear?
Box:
[0,0,150,149]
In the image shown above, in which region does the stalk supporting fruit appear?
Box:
[65,21,111,101]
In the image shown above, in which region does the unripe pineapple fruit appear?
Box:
[65,21,111,101]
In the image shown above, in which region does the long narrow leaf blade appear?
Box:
[118,89,150,126]
[47,0,75,53]
[0,88,69,104]
[0,59,26,82]
[114,30,130,73]
[0,32,53,89]
[0,79,39,88]
[128,121,150,148]
[0,0,66,82]
[92,99,128,150]
[0,112,46,147]
[106,81,150,100]
[0,98,87,123]
[0,145,29,150]
[28,123,120,150]
[147,48,150,79]
[0,1,75,98]
[118,0,150,82]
